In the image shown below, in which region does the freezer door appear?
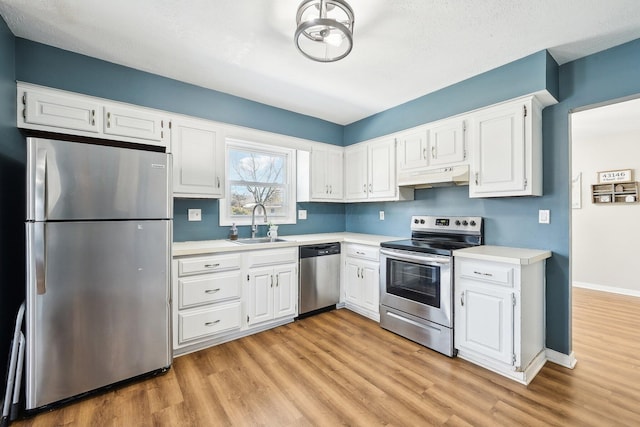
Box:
[25,220,172,410]
[27,138,171,221]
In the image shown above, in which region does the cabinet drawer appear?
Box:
[459,261,513,287]
[246,247,298,268]
[178,253,242,276]
[345,244,379,261]
[178,302,241,343]
[178,271,242,309]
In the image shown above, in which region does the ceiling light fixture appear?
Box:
[294,0,355,63]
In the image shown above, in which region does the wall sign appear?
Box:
[598,169,632,183]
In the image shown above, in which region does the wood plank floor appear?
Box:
[13,287,640,426]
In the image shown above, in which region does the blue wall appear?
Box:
[0,16,26,375]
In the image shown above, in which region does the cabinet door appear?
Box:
[430,119,466,166]
[103,105,166,143]
[456,280,514,365]
[344,259,361,305]
[325,148,344,199]
[247,267,274,325]
[310,149,329,199]
[368,138,396,199]
[398,129,429,172]
[24,90,100,133]
[273,264,297,319]
[171,118,224,198]
[360,260,380,314]
[470,102,526,196]
[344,145,368,200]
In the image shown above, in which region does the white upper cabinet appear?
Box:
[469,96,542,197]
[430,119,467,166]
[344,137,413,202]
[171,117,225,198]
[397,128,429,171]
[344,143,369,200]
[307,145,344,201]
[17,82,168,149]
[103,104,168,143]
[22,89,100,134]
[368,138,397,199]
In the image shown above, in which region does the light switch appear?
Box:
[538,209,550,224]
[298,209,307,220]
[188,209,202,221]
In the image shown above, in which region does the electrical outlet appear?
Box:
[298,209,307,220]
[538,209,550,224]
[188,209,202,221]
[379,211,385,220]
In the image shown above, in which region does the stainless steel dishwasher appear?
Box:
[298,242,341,316]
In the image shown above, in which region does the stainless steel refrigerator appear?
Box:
[25,137,172,410]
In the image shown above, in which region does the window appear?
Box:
[220,139,296,226]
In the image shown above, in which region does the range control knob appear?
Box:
[414,218,420,224]
[455,220,461,226]
[470,220,477,227]
[420,219,426,224]
[462,220,469,226]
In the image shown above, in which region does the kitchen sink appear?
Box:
[231,237,289,244]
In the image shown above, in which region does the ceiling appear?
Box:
[2,1,640,125]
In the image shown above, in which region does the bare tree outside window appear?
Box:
[228,148,287,218]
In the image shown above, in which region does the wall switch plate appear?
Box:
[188,209,202,221]
[538,209,550,224]
[379,211,385,220]
[298,209,307,220]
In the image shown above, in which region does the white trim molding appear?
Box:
[545,348,577,369]
[573,281,640,298]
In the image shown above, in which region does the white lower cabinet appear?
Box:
[343,243,380,321]
[172,246,299,355]
[172,253,243,352]
[454,247,550,384]
[246,247,298,326]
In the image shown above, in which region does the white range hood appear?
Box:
[398,165,470,189]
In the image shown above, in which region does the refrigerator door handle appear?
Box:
[34,222,46,295]
[34,148,47,222]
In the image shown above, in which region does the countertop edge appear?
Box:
[452,245,552,265]
[173,232,404,257]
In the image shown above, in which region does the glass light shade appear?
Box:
[294,0,354,62]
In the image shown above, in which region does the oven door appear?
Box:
[380,248,452,328]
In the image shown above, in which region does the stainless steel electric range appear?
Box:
[379,215,483,356]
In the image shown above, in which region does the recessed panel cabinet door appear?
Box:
[368,138,396,199]
[172,118,224,198]
[398,129,429,171]
[247,267,274,325]
[273,265,297,319]
[456,281,514,365]
[430,119,466,166]
[360,260,380,313]
[470,102,526,196]
[344,145,368,200]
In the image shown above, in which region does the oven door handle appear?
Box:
[380,248,451,265]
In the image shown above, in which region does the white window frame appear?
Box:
[219,138,297,226]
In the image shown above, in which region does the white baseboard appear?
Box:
[573,281,640,298]
[545,348,577,369]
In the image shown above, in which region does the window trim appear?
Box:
[219,138,297,227]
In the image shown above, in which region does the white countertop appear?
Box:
[453,245,551,265]
[173,232,404,257]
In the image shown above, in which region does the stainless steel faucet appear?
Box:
[251,203,268,238]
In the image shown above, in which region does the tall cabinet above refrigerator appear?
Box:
[25,137,172,411]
